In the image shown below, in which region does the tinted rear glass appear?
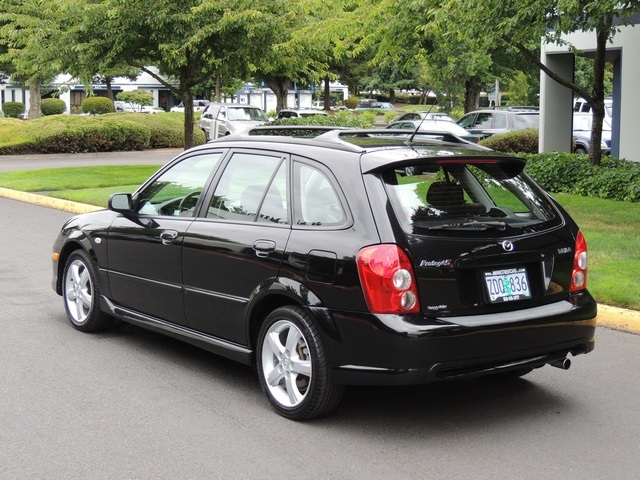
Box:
[382,160,560,237]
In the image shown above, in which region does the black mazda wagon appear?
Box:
[52,127,597,420]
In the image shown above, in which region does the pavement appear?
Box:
[0,149,638,335]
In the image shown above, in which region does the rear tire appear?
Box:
[256,305,343,420]
[62,250,112,332]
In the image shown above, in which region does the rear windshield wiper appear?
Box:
[426,220,507,231]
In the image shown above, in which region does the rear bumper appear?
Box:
[323,291,597,386]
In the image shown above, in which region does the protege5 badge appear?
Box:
[420,259,452,268]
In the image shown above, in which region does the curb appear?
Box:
[0,187,101,214]
[596,304,640,334]
[2,187,639,335]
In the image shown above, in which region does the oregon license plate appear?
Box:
[484,267,531,303]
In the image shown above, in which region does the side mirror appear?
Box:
[109,193,133,213]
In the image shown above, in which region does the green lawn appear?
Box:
[0,166,637,310]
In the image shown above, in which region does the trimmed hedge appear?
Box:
[0,111,206,154]
[269,110,373,128]
[40,98,67,116]
[82,97,114,115]
[105,112,205,148]
[523,152,640,202]
[480,128,539,153]
[34,116,150,153]
[2,102,25,118]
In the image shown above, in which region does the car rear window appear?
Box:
[382,160,560,236]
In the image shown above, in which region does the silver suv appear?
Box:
[199,103,269,140]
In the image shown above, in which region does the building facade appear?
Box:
[539,14,640,161]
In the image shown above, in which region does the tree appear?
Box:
[116,89,153,112]
[0,0,66,119]
[433,0,640,165]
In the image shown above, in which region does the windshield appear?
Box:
[382,161,559,236]
[227,107,269,122]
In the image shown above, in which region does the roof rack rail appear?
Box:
[248,125,354,137]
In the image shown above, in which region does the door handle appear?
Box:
[253,240,276,258]
[160,230,179,245]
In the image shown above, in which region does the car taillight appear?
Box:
[357,244,420,314]
[570,231,588,292]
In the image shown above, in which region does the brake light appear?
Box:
[357,244,420,314]
[570,231,588,292]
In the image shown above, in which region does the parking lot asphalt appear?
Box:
[0,149,638,335]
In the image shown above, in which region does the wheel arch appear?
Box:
[246,279,341,364]
[55,238,96,295]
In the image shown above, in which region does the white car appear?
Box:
[198,103,269,140]
[387,119,480,143]
[276,108,329,119]
[391,111,455,123]
[170,99,210,113]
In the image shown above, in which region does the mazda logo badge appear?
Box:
[502,241,514,252]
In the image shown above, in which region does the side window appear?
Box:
[474,113,494,129]
[217,107,226,119]
[493,112,507,129]
[207,153,289,224]
[457,114,476,129]
[136,153,222,217]
[294,163,346,227]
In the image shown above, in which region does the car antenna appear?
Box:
[406,93,439,146]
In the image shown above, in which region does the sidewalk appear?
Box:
[0,150,638,336]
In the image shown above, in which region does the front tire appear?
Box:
[62,250,112,332]
[256,306,343,420]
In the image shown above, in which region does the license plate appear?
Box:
[484,267,531,303]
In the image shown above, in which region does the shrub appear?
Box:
[30,116,150,153]
[40,98,67,116]
[480,128,539,153]
[269,110,373,128]
[2,102,25,118]
[523,152,640,202]
[107,112,206,148]
[82,97,114,115]
[345,96,359,110]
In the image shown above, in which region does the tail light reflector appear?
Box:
[357,244,420,314]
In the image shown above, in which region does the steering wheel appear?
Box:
[178,191,201,213]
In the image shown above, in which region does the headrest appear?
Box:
[426,181,464,207]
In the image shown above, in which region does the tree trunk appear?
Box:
[388,88,396,103]
[587,17,613,167]
[28,77,42,119]
[105,77,114,103]
[180,83,195,150]
[464,79,480,113]
[323,76,331,111]
[264,76,290,113]
[215,74,222,103]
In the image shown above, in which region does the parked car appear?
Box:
[52,127,596,420]
[574,97,613,118]
[276,108,329,119]
[356,101,395,111]
[198,103,269,140]
[391,111,455,123]
[573,112,612,154]
[139,106,166,114]
[457,108,539,140]
[386,118,481,144]
[170,99,210,113]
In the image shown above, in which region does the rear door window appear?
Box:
[207,152,289,224]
